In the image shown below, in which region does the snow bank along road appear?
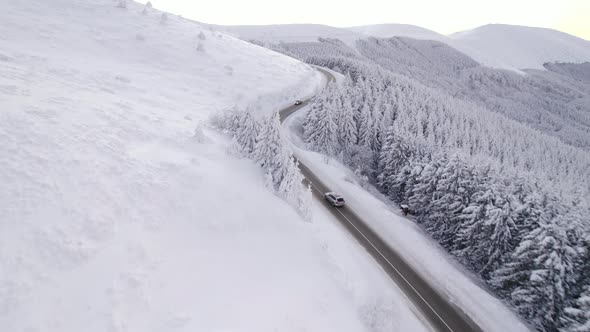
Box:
[280,68,483,332]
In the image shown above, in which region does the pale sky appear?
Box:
[150,0,590,40]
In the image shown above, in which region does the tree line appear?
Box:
[212,109,312,221]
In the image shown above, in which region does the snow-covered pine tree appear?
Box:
[426,154,474,250]
[303,98,320,142]
[278,153,303,203]
[338,94,358,152]
[456,177,518,279]
[481,193,518,276]
[510,178,544,240]
[388,163,413,203]
[408,155,447,224]
[271,148,292,187]
[504,218,578,332]
[572,235,590,301]
[357,102,373,149]
[254,113,283,185]
[297,183,313,222]
[401,161,425,204]
[116,0,127,8]
[263,170,274,191]
[235,110,259,156]
[227,108,242,133]
[378,102,395,146]
[306,97,337,156]
[561,285,590,332]
[376,127,398,194]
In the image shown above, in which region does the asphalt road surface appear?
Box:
[279,68,483,332]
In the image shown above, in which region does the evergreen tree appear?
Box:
[357,103,373,149]
[235,111,259,156]
[278,153,303,203]
[305,99,337,155]
[408,155,446,224]
[298,183,313,222]
[505,219,578,332]
[561,285,590,332]
[303,99,320,142]
[338,94,358,150]
[255,113,284,185]
[427,154,474,249]
[376,127,397,193]
[457,179,518,279]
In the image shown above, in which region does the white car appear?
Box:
[324,192,345,207]
[294,100,303,105]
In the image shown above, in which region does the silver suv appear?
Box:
[324,192,345,207]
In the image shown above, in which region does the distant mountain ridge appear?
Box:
[209,23,363,46]
[447,24,590,70]
[348,23,447,42]
[214,22,590,70]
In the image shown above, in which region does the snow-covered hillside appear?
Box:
[210,23,363,46]
[348,24,446,42]
[223,22,590,71]
[349,23,590,70]
[450,24,590,70]
[0,1,428,331]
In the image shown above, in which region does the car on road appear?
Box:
[324,192,345,207]
[294,100,302,105]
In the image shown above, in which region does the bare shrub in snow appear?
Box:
[196,42,205,53]
[298,184,313,222]
[116,0,127,8]
[193,123,209,143]
[160,13,168,24]
[248,39,265,47]
[224,65,234,76]
[145,1,152,8]
[198,31,206,40]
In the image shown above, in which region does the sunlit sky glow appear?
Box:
[150,0,590,40]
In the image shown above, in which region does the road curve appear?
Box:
[280,68,483,332]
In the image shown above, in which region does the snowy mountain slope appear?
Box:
[348,23,590,70]
[210,23,363,46]
[0,1,429,331]
[221,22,590,70]
[348,24,447,42]
[449,24,590,70]
[352,37,590,150]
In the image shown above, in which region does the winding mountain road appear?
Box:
[279,68,483,332]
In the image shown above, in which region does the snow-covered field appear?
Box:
[284,101,532,332]
[0,1,429,331]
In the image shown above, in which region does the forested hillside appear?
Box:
[268,38,590,332]
[330,37,590,150]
